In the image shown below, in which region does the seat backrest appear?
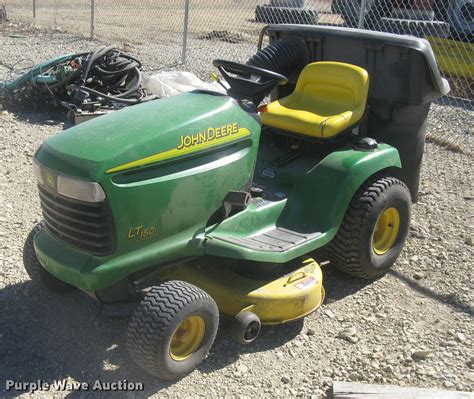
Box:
[294,62,369,112]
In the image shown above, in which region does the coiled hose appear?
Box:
[5,45,155,110]
[246,37,308,77]
[63,45,154,105]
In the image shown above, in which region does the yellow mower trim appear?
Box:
[106,127,251,173]
[160,257,324,325]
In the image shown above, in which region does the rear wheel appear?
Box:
[127,281,219,380]
[23,222,74,292]
[327,175,411,279]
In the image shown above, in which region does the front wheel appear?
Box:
[327,175,411,279]
[127,281,219,380]
[23,222,74,292]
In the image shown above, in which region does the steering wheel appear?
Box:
[212,59,288,102]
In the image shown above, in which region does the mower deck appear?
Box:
[159,257,324,325]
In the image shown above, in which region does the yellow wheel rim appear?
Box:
[169,316,205,361]
[372,207,400,255]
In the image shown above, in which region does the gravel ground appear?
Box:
[0,27,473,398]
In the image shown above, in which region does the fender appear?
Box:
[205,143,401,263]
[301,143,401,234]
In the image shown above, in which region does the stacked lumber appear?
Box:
[332,381,474,399]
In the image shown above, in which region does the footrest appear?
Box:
[217,227,321,252]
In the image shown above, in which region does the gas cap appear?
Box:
[354,137,378,151]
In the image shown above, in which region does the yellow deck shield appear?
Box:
[160,258,324,325]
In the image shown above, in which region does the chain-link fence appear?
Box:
[0,2,472,256]
[1,0,473,105]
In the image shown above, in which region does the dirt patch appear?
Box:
[198,30,246,44]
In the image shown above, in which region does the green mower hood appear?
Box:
[32,90,262,291]
[35,91,257,180]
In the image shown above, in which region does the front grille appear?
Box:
[38,185,116,255]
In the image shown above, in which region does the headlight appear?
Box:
[33,160,44,186]
[57,175,106,203]
[33,159,106,203]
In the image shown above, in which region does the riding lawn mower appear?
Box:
[24,25,449,380]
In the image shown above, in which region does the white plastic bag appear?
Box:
[143,71,225,97]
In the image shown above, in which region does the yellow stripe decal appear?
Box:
[106,127,251,174]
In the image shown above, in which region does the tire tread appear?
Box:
[127,281,218,379]
[23,221,45,281]
[327,174,410,279]
[23,222,73,292]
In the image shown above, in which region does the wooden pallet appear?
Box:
[332,381,474,399]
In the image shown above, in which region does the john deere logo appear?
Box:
[46,173,55,188]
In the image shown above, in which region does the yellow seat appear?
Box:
[260,62,369,139]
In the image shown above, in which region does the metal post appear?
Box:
[54,0,58,29]
[181,0,190,64]
[357,0,368,29]
[32,0,36,22]
[90,0,95,40]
